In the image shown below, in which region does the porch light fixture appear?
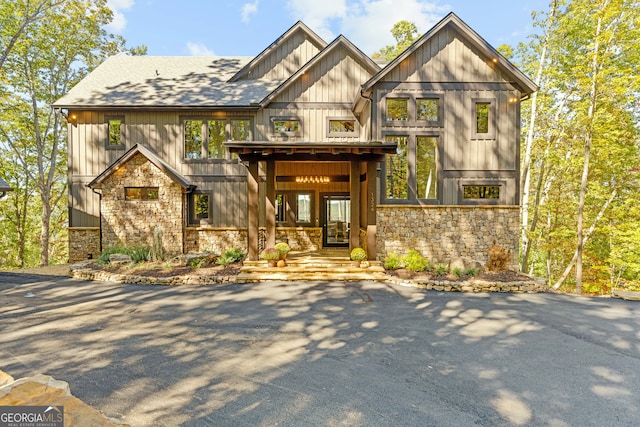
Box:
[295,175,330,184]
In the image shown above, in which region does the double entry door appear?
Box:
[321,193,350,247]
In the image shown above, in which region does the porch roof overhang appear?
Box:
[224,141,397,162]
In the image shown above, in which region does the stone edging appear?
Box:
[70,261,547,292]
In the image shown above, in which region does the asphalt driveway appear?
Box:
[1,272,639,426]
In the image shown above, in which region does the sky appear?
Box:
[106,0,550,57]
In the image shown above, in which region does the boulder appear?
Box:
[109,253,132,265]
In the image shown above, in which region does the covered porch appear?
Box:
[225,141,397,261]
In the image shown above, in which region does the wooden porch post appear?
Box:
[350,161,361,250]
[366,161,377,260]
[247,159,259,260]
[266,160,276,249]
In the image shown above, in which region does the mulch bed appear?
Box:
[100,261,241,278]
[386,269,532,282]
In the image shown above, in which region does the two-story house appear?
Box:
[54,13,536,264]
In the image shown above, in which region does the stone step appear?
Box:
[236,271,389,282]
[240,265,386,274]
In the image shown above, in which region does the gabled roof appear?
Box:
[258,35,381,107]
[53,56,281,109]
[228,21,327,82]
[362,13,538,96]
[88,144,194,190]
[0,177,12,198]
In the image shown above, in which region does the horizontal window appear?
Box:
[383,94,443,127]
[125,187,159,201]
[327,118,359,137]
[271,117,300,136]
[463,185,500,199]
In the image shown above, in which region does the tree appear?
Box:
[372,20,420,62]
[0,0,146,266]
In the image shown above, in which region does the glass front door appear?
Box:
[322,194,350,247]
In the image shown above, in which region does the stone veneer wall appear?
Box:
[275,227,321,251]
[68,227,100,263]
[99,153,184,255]
[185,228,248,254]
[377,206,520,265]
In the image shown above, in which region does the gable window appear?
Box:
[272,117,301,136]
[183,118,251,160]
[472,98,496,139]
[385,98,409,122]
[125,187,159,201]
[416,96,443,126]
[188,192,212,225]
[106,117,124,149]
[327,118,358,137]
[385,135,408,199]
[416,136,438,199]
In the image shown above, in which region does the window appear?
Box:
[386,98,409,122]
[183,118,251,160]
[472,99,495,139]
[188,192,211,225]
[125,187,159,201]
[385,135,408,199]
[107,117,124,148]
[328,118,358,137]
[416,136,438,199]
[272,117,301,136]
[275,192,313,225]
[463,185,500,199]
[417,97,442,125]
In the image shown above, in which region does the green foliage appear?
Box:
[260,247,280,260]
[465,268,478,277]
[435,264,448,276]
[372,20,420,62]
[187,257,205,269]
[383,251,403,270]
[350,247,367,261]
[274,242,291,255]
[402,250,429,272]
[216,247,245,266]
[98,245,150,265]
[149,226,165,261]
[452,267,463,278]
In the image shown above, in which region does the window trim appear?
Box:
[382,93,444,128]
[458,180,505,205]
[188,191,213,226]
[181,117,249,163]
[327,117,359,137]
[271,116,302,137]
[472,98,496,140]
[106,116,125,149]
[275,191,314,226]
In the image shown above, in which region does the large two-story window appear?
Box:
[183,118,251,160]
[384,134,439,202]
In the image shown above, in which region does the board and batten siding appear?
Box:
[372,25,521,205]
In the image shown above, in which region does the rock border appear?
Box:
[70,261,547,292]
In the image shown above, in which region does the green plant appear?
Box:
[260,247,280,260]
[435,263,448,276]
[402,250,429,272]
[149,226,165,261]
[274,242,291,256]
[465,268,478,277]
[384,251,403,270]
[97,245,150,265]
[187,257,205,268]
[452,267,463,278]
[222,247,245,263]
[350,247,367,261]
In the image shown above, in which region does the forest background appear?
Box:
[1,0,638,295]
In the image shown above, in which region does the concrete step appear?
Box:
[236,271,389,282]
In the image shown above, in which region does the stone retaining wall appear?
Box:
[377,205,519,265]
[68,227,100,263]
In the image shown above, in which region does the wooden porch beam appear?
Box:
[247,160,259,260]
[266,160,276,249]
[350,161,361,251]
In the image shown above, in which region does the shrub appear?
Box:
[97,245,150,265]
[384,252,403,270]
[222,247,245,263]
[149,226,165,261]
[187,257,205,268]
[488,240,511,272]
[260,247,280,260]
[402,250,429,272]
[435,263,448,276]
[465,268,478,277]
[452,267,463,278]
[350,247,367,261]
[274,242,291,256]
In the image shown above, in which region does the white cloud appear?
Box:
[186,42,215,56]
[242,0,260,23]
[105,0,135,33]
[286,0,348,41]
[285,0,445,55]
